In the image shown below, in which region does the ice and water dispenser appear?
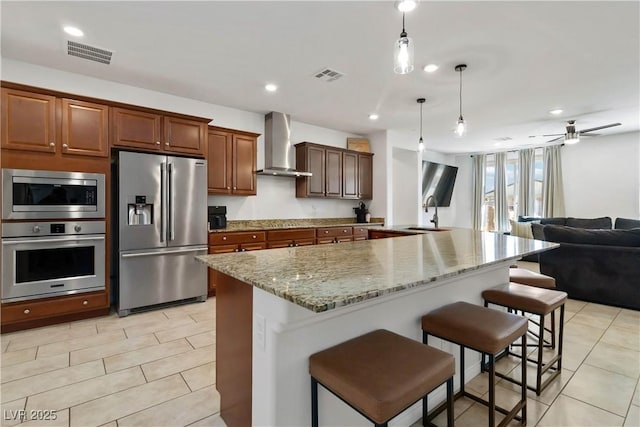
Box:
[128,195,153,226]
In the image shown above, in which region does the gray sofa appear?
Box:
[528,219,640,311]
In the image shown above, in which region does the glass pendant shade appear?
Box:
[394,33,414,74]
[455,116,466,136]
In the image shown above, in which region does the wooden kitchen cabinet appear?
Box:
[2,88,109,158]
[266,229,316,248]
[296,142,372,200]
[208,231,266,295]
[207,126,259,195]
[316,226,354,244]
[353,226,369,241]
[112,107,207,156]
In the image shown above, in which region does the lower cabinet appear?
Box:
[368,230,410,239]
[1,291,109,332]
[208,232,267,295]
[316,226,354,244]
[266,229,316,248]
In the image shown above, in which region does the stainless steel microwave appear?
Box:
[2,169,106,220]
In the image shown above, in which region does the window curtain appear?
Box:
[494,152,509,232]
[542,145,565,217]
[472,154,486,230]
[517,148,535,217]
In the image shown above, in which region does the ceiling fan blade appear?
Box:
[580,133,601,137]
[579,123,621,133]
[542,133,564,137]
[546,136,563,143]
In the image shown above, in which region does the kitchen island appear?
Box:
[197,228,557,427]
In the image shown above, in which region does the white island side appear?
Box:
[197,228,557,427]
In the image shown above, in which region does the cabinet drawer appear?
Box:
[316,227,353,238]
[240,242,267,251]
[1,292,107,324]
[209,244,238,254]
[316,237,335,245]
[335,236,353,243]
[209,231,266,245]
[267,229,316,241]
[368,230,387,239]
[267,238,315,249]
[353,227,369,237]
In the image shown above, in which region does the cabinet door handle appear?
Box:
[233,186,237,190]
[165,142,170,146]
[49,142,55,147]
[252,235,257,239]
[343,229,348,233]
[234,248,239,252]
[227,187,230,190]
[82,300,88,305]
[222,236,227,240]
[62,143,69,149]
[324,231,329,234]
[24,309,30,314]
[156,141,161,145]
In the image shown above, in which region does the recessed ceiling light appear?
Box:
[368,114,379,121]
[395,0,417,12]
[549,109,563,115]
[63,26,84,37]
[423,64,439,73]
[265,83,278,92]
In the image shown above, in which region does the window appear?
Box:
[481,149,544,231]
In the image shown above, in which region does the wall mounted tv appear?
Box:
[422,161,458,207]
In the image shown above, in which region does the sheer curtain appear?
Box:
[472,154,486,230]
[494,152,509,232]
[542,145,565,217]
[517,148,535,217]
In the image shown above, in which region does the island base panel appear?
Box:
[216,272,252,427]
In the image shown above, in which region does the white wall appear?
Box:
[1,58,366,220]
[562,131,640,220]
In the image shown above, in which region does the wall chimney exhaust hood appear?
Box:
[257,112,312,177]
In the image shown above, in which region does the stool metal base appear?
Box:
[423,332,527,427]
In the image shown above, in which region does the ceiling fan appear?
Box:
[539,120,621,144]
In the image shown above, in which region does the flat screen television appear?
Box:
[422,161,458,207]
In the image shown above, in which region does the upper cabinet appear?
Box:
[295,142,373,200]
[207,126,259,196]
[112,107,206,156]
[2,88,108,157]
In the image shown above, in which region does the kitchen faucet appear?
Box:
[424,195,439,229]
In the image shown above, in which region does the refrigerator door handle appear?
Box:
[160,162,167,242]
[121,247,206,258]
[168,162,175,241]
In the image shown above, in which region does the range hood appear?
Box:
[257,112,312,177]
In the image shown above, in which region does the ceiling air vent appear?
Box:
[67,40,113,65]
[313,68,345,82]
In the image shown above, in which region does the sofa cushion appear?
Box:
[517,216,542,223]
[566,217,612,229]
[531,223,546,240]
[543,225,640,247]
[615,217,640,230]
[540,217,567,226]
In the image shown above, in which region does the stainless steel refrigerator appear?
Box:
[115,151,207,316]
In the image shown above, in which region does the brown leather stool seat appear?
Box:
[309,329,455,427]
[422,301,528,427]
[509,268,556,289]
[483,283,567,395]
[509,268,558,349]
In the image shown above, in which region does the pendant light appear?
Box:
[417,98,425,151]
[455,64,467,136]
[394,13,414,74]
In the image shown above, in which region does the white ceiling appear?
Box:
[1,1,638,153]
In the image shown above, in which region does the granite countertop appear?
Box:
[197,228,558,313]
[208,217,385,233]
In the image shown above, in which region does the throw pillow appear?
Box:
[542,225,640,247]
[531,223,546,240]
[509,220,535,239]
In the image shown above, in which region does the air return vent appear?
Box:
[313,68,344,82]
[67,40,113,64]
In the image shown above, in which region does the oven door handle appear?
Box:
[121,247,206,258]
[2,235,105,245]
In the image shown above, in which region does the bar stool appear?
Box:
[482,283,567,395]
[309,329,455,427]
[422,301,528,427]
[509,268,558,348]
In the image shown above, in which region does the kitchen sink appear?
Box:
[405,227,450,232]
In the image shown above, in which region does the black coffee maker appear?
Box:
[354,202,369,223]
[208,206,227,229]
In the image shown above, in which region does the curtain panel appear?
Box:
[517,148,535,216]
[542,145,566,217]
[472,154,486,230]
[494,152,509,232]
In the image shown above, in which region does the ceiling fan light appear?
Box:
[393,34,414,74]
[395,0,418,12]
[418,137,425,151]
[565,133,580,144]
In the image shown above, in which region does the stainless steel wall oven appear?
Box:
[1,221,106,302]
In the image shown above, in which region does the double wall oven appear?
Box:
[1,169,106,303]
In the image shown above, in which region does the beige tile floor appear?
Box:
[1,287,639,426]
